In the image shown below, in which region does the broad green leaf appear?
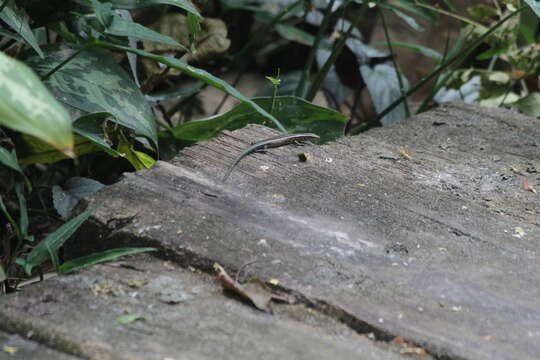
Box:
[21,205,99,275]
[276,24,317,47]
[360,63,409,126]
[0,2,44,57]
[523,0,540,18]
[0,52,73,155]
[371,41,442,62]
[25,43,158,148]
[109,0,202,20]
[58,247,156,274]
[145,81,203,102]
[514,92,540,117]
[91,0,114,27]
[171,96,347,143]
[106,13,187,49]
[53,177,105,220]
[73,113,120,157]
[93,40,288,133]
[19,134,101,164]
[116,313,149,324]
[118,134,156,170]
[0,147,22,174]
[518,3,540,45]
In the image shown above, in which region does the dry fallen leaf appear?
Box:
[214,263,273,312]
[214,263,291,313]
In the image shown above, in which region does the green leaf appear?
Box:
[109,0,202,20]
[0,147,22,174]
[73,113,120,157]
[22,205,99,275]
[388,0,439,23]
[19,134,101,164]
[0,27,22,41]
[171,96,347,143]
[145,81,203,102]
[276,24,318,47]
[0,147,32,191]
[58,247,156,274]
[0,52,74,155]
[91,0,114,27]
[0,2,44,57]
[116,313,149,324]
[25,43,158,148]
[106,13,187,49]
[265,76,281,86]
[53,177,105,220]
[93,40,288,133]
[523,0,540,18]
[118,134,155,170]
[14,182,31,241]
[0,195,22,241]
[388,7,424,32]
[186,12,201,49]
[257,71,310,97]
[515,92,540,117]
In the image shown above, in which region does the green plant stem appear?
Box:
[0,196,22,241]
[270,70,280,114]
[415,27,475,114]
[412,1,487,30]
[353,6,525,134]
[295,0,335,97]
[213,0,303,115]
[378,7,410,118]
[306,1,369,102]
[41,42,91,81]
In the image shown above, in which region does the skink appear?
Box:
[222,133,320,182]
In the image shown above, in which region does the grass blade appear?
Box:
[58,247,157,274]
[22,205,99,275]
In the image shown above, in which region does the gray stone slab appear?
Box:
[64,102,540,360]
[0,256,410,360]
[0,330,80,360]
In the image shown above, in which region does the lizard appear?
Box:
[222,133,320,182]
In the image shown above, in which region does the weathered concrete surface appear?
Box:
[0,256,410,360]
[1,102,539,359]
[0,330,81,360]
